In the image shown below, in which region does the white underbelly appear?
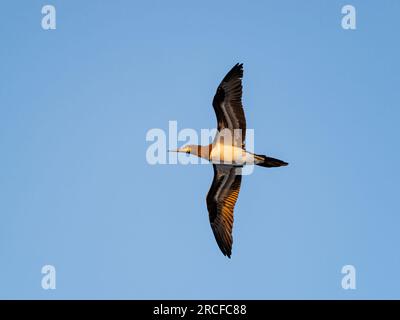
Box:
[210,144,255,165]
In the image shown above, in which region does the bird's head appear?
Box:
[169,145,195,155]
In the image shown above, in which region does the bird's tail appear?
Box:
[254,154,288,168]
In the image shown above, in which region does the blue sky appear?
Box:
[1,0,400,299]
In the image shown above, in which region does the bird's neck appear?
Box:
[193,144,213,160]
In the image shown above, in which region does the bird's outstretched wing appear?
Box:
[206,164,242,258]
[212,63,246,147]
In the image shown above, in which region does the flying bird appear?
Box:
[171,63,288,258]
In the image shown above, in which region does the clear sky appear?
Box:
[1,0,400,299]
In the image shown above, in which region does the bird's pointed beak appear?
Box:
[169,147,188,153]
[169,145,191,153]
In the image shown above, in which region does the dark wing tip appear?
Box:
[221,63,243,83]
[211,226,233,258]
[221,248,232,259]
[218,240,232,258]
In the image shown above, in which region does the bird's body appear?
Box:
[186,142,255,165]
[210,141,254,165]
[172,63,288,258]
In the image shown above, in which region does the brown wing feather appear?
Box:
[212,63,246,147]
[206,165,242,258]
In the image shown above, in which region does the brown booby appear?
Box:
[171,63,288,258]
